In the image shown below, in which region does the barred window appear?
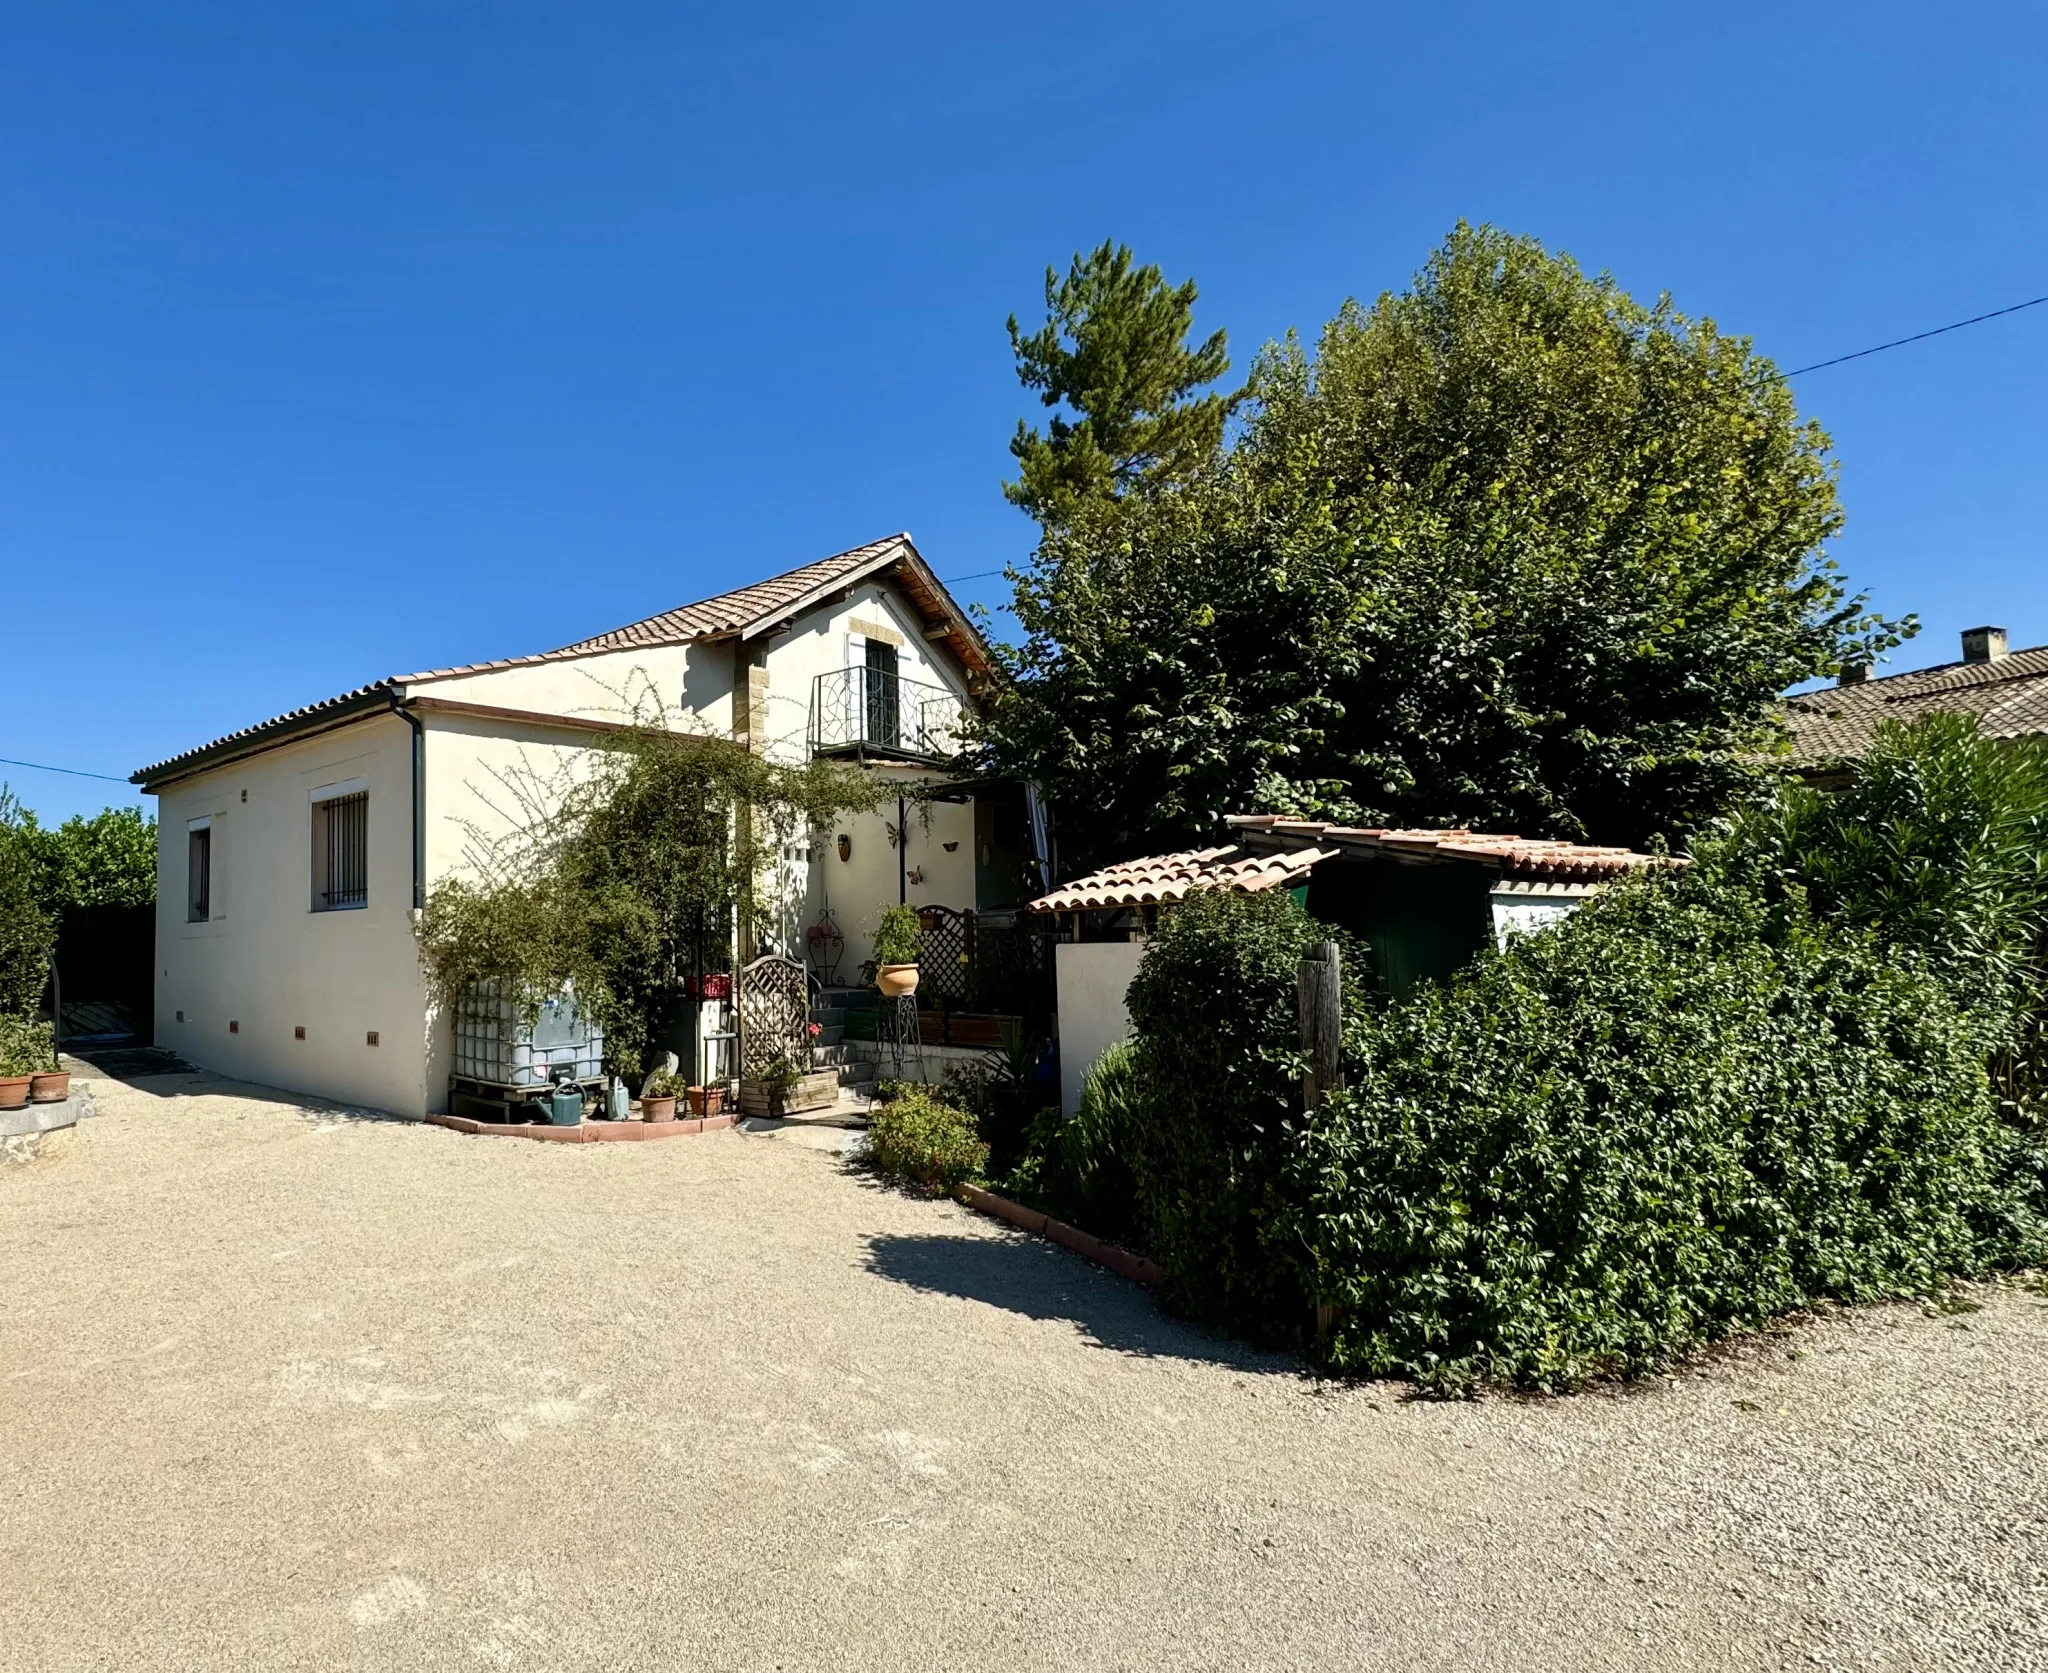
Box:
[312,790,368,912]
[187,824,211,922]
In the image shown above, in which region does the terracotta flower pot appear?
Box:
[876,962,920,998]
[688,1084,725,1118]
[30,1072,70,1104]
[0,1075,29,1111]
[642,1095,677,1123]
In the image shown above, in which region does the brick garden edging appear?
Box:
[426,1112,737,1144]
[951,1182,1165,1288]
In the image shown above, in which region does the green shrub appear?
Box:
[1116,887,1330,1337]
[0,794,55,1017]
[866,1085,988,1196]
[1731,714,2048,1116]
[1005,1041,1148,1245]
[0,1014,57,1076]
[1282,868,2043,1394]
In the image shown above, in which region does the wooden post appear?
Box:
[1298,939,1343,1111]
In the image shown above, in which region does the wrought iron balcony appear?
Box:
[809,666,966,761]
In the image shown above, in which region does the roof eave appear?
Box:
[736,536,994,677]
[132,685,403,791]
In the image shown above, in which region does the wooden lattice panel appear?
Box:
[737,953,810,1077]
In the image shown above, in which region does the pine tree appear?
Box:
[1004,242,1234,527]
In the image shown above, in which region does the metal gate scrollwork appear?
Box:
[737,953,809,1077]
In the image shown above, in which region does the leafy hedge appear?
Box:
[1284,871,2040,1392]
[1112,889,1333,1336]
[1038,716,2048,1392]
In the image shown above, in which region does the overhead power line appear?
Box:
[0,756,133,784]
[1773,293,2048,381]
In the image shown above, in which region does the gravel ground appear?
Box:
[4,1070,2045,1672]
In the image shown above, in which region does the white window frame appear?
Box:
[309,778,371,913]
[185,815,213,923]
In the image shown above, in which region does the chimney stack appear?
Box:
[1961,626,2009,665]
[1837,662,1870,686]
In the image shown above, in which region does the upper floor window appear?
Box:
[311,780,369,912]
[186,820,211,922]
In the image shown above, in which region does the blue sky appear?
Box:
[4,1,2045,824]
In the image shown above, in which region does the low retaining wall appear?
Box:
[426,1112,737,1145]
[1,1087,95,1142]
[951,1182,1164,1288]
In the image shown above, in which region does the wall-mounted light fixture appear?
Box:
[837,833,852,862]
[942,841,958,852]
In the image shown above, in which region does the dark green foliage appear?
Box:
[1113,888,1328,1335]
[1029,719,2048,1392]
[0,791,58,1015]
[978,225,1911,870]
[1005,241,1235,528]
[1283,869,2038,1393]
[866,1086,989,1196]
[1727,715,2048,1116]
[1005,1042,1147,1248]
[0,1013,58,1075]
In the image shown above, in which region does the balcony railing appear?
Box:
[809,667,965,761]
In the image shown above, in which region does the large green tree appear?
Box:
[979,225,1911,867]
[1004,241,1235,527]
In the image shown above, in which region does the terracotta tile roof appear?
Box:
[134,533,983,787]
[1027,844,1335,913]
[1782,645,2048,762]
[1226,815,1676,882]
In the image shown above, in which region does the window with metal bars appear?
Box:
[187,825,211,922]
[312,791,369,912]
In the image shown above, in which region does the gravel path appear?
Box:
[4,1071,2045,1671]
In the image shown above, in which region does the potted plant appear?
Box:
[872,904,923,998]
[641,1067,681,1123]
[739,1043,837,1118]
[687,1082,725,1118]
[0,1016,53,1110]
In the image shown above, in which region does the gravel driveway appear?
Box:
[4,1070,2045,1672]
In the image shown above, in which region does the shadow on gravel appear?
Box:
[62,1044,196,1084]
[67,1048,417,1127]
[863,1231,1291,1371]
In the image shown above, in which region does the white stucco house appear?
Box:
[132,535,1045,1117]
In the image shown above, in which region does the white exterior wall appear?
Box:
[154,714,433,1116]
[1487,889,1589,949]
[148,568,988,1114]
[1054,939,1148,1117]
[800,788,977,976]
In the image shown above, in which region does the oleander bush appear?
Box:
[866,1086,989,1196]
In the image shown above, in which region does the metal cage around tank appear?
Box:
[452,980,605,1092]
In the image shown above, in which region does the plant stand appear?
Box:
[880,993,927,1085]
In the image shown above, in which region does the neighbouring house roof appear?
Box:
[1227,815,1675,883]
[1781,644,2048,764]
[1026,844,1337,913]
[133,533,988,789]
